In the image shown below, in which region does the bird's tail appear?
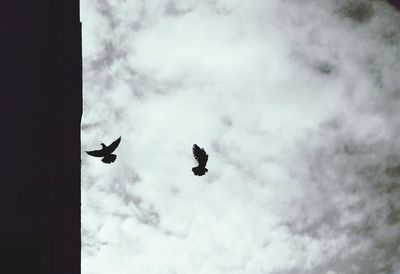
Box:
[192,166,208,176]
[102,154,117,164]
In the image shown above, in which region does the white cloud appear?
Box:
[81,0,400,273]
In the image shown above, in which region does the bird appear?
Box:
[192,144,208,176]
[86,137,121,164]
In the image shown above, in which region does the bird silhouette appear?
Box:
[192,144,208,176]
[86,137,121,164]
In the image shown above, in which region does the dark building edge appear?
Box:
[0,1,81,273]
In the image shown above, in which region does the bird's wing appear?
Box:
[203,154,209,166]
[107,136,121,153]
[193,144,208,166]
[86,149,105,157]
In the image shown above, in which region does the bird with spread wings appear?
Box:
[86,137,121,164]
[192,144,208,176]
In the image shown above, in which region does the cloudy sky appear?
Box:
[80,0,400,273]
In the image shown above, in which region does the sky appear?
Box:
[80,0,400,273]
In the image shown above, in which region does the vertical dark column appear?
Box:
[44,1,82,274]
[0,1,81,273]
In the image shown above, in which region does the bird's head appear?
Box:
[101,143,106,149]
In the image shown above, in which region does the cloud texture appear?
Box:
[81,0,400,273]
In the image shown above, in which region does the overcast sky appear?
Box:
[80,1,400,273]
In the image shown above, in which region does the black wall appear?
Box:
[1,1,81,273]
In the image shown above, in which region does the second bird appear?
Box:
[192,144,208,176]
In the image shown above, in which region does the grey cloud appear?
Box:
[164,1,193,16]
[336,0,374,23]
[88,40,127,70]
[313,61,336,75]
[282,116,400,273]
[132,204,161,226]
[221,115,233,127]
[109,174,142,206]
[94,0,132,30]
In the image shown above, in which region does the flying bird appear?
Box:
[192,144,208,176]
[86,137,121,164]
